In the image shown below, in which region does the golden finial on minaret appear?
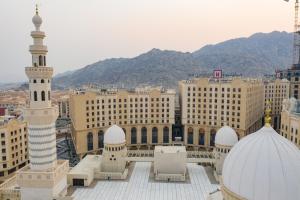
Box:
[35,4,39,15]
[265,100,272,127]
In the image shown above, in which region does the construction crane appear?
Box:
[284,0,300,68]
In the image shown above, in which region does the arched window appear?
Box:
[188,127,193,144]
[210,129,216,147]
[152,127,158,143]
[41,91,45,101]
[41,79,44,83]
[39,55,43,66]
[48,91,50,100]
[141,127,147,144]
[87,132,93,151]
[98,130,104,148]
[199,128,205,145]
[131,127,137,144]
[163,127,169,143]
[34,91,38,101]
[33,79,37,83]
[44,56,46,66]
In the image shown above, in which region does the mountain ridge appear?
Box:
[54,31,293,89]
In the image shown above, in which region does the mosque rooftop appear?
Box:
[71,162,219,200]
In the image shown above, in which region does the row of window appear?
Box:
[86,97,170,105]
[31,91,51,101]
[187,87,242,93]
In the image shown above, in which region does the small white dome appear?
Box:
[215,126,238,147]
[104,125,126,145]
[32,14,42,30]
[222,126,300,200]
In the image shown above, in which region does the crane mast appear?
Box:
[293,0,300,67]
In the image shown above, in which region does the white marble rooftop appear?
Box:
[72,162,218,200]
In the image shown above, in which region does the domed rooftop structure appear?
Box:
[104,125,126,145]
[32,5,42,30]
[215,126,238,147]
[222,125,300,200]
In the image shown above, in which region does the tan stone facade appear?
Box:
[264,79,290,131]
[280,98,300,148]
[58,95,70,119]
[179,78,264,147]
[0,118,28,182]
[70,88,175,156]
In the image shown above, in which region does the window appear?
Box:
[188,127,193,144]
[39,55,43,66]
[131,127,137,144]
[87,132,93,151]
[34,91,38,101]
[141,127,147,144]
[163,127,169,143]
[98,130,104,148]
[210,129,216,146]
[48,91,50,100]
[199,129,205,145]
[41,91,45,101]
[152,127,158,143]
[41,79,44,83]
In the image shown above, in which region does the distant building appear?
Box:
[278,67,300,99]
[263,78,290,131]
[281,98,300,148]
[179,77,264,147]
[58,95,70,119]
[0,117,28,182]
[69,87,175,157]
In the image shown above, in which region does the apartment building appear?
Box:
[281,98,300,148]
[0,117,28,182]
[69,87,175,157]
[179,77,264,147]
[58,95,70,119]
[264,78,290,131]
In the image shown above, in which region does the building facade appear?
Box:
[280,98,300,148]
[0,117,28,182]
[58,95,70,119]
[278,67,300,99]
[179,78,264,148]
[70,88,175,157]
[264,78,290,131]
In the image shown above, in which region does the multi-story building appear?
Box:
[58,95,70,119]
[69,87,175,157]
[264,78,290,131]
[280,98,300,148]
[0,117,28,182]
[278,67,300,99]
[179,77,264,147]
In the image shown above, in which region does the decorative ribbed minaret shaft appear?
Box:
[24,6,58,171]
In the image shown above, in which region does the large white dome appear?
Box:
[215,126,238,147]
[222,126,300,200]
[104,125,126,145]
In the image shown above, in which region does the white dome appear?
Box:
[32,14,42,30]
[215,126,238,147]
[222,126,300,200]
[104,125,126,145]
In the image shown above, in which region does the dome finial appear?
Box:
[265,100,272,127]
[35,4,39,15]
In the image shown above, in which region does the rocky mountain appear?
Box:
[54,31,293,88]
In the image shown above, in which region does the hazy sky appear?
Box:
[0,0,294,83]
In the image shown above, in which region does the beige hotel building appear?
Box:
[0,117,28,182]
[69,87,175,157]
[280,98,300,148]
[264,78,290,131]
[179,77,264,147]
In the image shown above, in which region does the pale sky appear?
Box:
[0,0,294,83]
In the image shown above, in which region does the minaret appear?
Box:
[24,5,58,171]
[17,7,69,200]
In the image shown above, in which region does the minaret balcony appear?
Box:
[29,45,48,53]
[25,67,53,79]
[31,31,45,38]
